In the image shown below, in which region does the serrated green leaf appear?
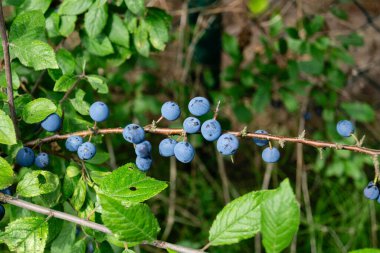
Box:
[22,98,57,124]
[14,94,33,115]
[99,164,167,204]
[17,170,60,197]
[54,74,77,92]
[70,89,90,115]
[0,110,17,145]
[261,179,300,253]
[85,75,108,94]
[85,0,108,37]
[59,15,77,37]
[70,179,86,211]
[58,0,93,15]
[0,156,14,189]
[100,195,160,242]
[71,239,86,253]
[0,68,20,89]
[17,0,52,13]
[51,222,76,253]
[9,10,45,41]
[341,102,375,123]
[134,20,150,57]
[82,34,114,56]
[46,12,60,38]
[146,10,169,51]
[56,48,76,75]
[124,0,145,15]
[209,191,264,246]
[109,14,129,47]
[11,40,58,70]
[0,217,48,253]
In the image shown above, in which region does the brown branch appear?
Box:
[0,0,19,139]
[0,193,204,253]
[24,127,380,156]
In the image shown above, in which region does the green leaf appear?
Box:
[124,0,145,16]
[56,48,76,75]
[134,20,150,57]
[9,10,45,41]
[341,102,375,123]
[247,0,268,14]
[70,89,90,115]
[59,15,77,37]
[17,0,52,14]
[54,74,77,92]
[51,222,76,253]
[99,163,167,204]
[252,84,271,112]
[304,15,324,36]
[22,98,57,124]
[58,0,93,15]
[298,58,323,75]
[71,239,86,253]
[86,151,109,164]
[0,156,14,189]
[146,9,169,51]
[109,14,130,47]
[85,0,108,37]
[279,90,299,113]
[85,75,108,94]
[11,40,58,70]
[337,32,364,47]
[82,34,114,56]
[0,110,17,145]
[349,249,380,253]
[330,6,348,20]
[17,170,60,197]
[100,195,160,242]
[261,179,300,253]
[45,12,60,38]
[70,179,87,211]
[209,191,265,246]
[222,33,241,62]
[0,217,48,253]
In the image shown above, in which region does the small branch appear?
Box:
[0,193,204,253]
[161,157,177,240]
[24,127,380,156]
[59,76,83,106]
[0,0,19,139]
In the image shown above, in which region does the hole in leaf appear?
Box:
[38,174,46,184]
[129,187,137,191]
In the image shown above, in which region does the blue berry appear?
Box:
[364,181,379,200]
[136,156,152,171]
[201,119,222,141]
[253,130,269,147]
[77,142,96,160]
[41,113,62,132]
[183,117,201,134]
[65,136,84,152]
[336,120,354,137]
[135,141,152,158]
[0,188,11,196]
[159,138,177,157]
[89,101,109,122]
[188,97,210,116]
[217,133,239,156]
[174,142,195,163]
[123,124,145,144]
[16,147,35,167]
[161,101,181,121]
[262,147,280,163]
[0,204,5,221]
[35,153,49,168]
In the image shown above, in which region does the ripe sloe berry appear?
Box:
[89,101,109,122]
[159,138,177,157]
[65,136,84,152]
[336,120,354,137]
[217,133,239,156]
[253,130,269,147]
[16,147,35,167]
[262,147,280,163]
[174,142,195,163]
[201,119,222,141]
[364,181,379,200]
[77,142,96,160]
[135,141,152,158]
[41,113,62,132]
[123,124,145,144]
[35,153,49,168]
[183,117,201,134]
[136,156,152,171]
[0,204,4,221]
[161,101,181,121]
[188,97,210,116]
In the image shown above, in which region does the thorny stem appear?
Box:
[0,0,19,139]
[0,193,204,253]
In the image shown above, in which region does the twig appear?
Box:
[0,193,204,253]
[59,76,83,105]
[0,0,19,139]
[215,147,230,204]
[302,169,317,253]
[162,157,177,240]
[24,127,380,156]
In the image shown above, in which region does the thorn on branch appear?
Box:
[373,155,379,183]
[240,126,247,137]
[298,130,306,140]
[279,139,286,148]
[334,143,343,150]
[318,148,324,160]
